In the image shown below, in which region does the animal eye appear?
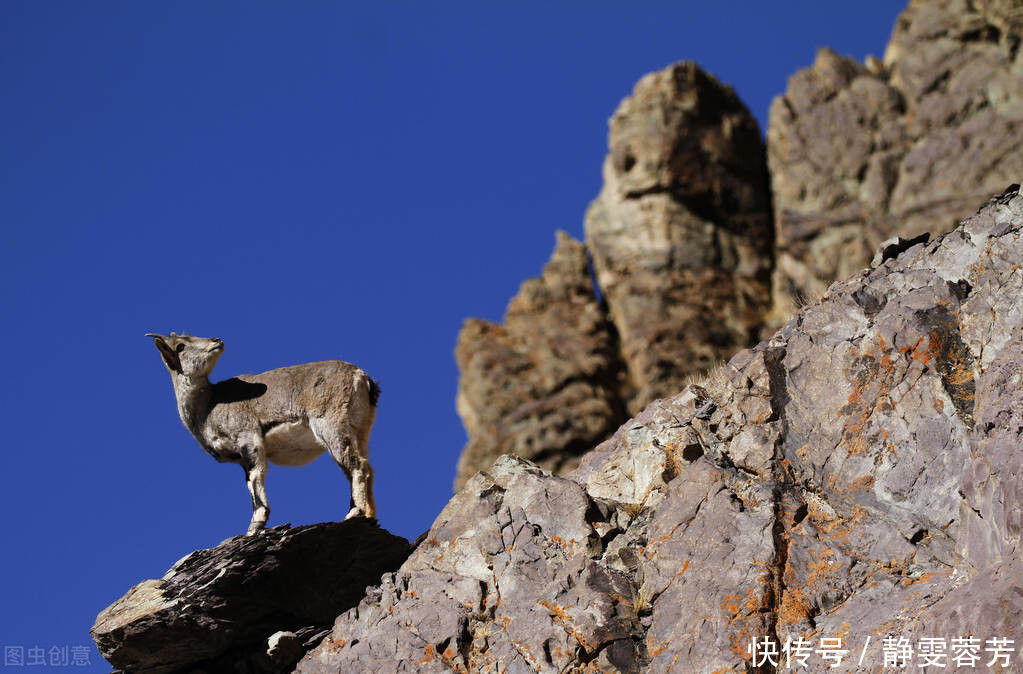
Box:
[176,344,185,353]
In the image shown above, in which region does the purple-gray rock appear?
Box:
[299,188,1023,672]
[455,0,1023,504]
[767,0,1023,324]
[91,519,410,673]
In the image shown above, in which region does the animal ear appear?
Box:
[146,333,181,373]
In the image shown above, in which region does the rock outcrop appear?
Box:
[95,5,1023,671]
[453,232,627,490]
[455,0,1023,491]
[768,0,1023,323]
[301,190,1023,672]
[91,519,410,673]
[585,61,774,413]
[455,62,774,487]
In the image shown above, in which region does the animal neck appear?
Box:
[172,372,213,433]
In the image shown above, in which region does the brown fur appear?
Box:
[145,332,378,534]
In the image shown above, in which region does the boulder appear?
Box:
[91,519,411,673]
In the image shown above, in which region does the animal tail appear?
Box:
[368,378,381,407]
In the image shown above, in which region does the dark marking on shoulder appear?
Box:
[212,378,268,404]
[368,378,381,407]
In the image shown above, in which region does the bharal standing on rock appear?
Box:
[144,332,379,535]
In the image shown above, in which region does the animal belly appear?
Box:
[263,421,325,466]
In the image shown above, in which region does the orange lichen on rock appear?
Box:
[720,594,742,616]
[538,600,595,651]
[847,474,875,491]
[901,336,932,365]
[809,502,866,545]
[418,644,437,664]
[901,571,934,587]
[806,546,838,588]
[647,636,669,658]
[837,339,899,458]
[719,588,768,664]
[777,585,812,628]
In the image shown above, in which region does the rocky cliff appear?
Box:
[454,232,627,488]
[454,0,1023,488]
[94,2,1023,671]
[454,62,774,489]
[91,520,411,673]
[768,0,1023,324]
[300,188,1023,672]
[584,62,774,414]
[95,188,1023,672]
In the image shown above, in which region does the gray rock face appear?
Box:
[300,190,1023,672]
[585,61,774,413]
[768,0,1023,323]
[456,0,1023,500]
[454,63,773,488]
[453,232,627,490]
[91,519,410,673]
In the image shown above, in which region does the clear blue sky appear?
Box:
[0,2,901,669]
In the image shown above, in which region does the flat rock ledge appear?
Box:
[91,519,410,673]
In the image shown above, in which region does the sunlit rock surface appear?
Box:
[584,61,774,414]
[300,191,1022,672]
[456,0,1023,493]
[455,62,774,488]
[768,0,1023,324]
[453,232,627,490]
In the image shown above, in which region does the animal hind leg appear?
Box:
[352,416,376,520]
[349,452,376,520]
[310,418,374,521]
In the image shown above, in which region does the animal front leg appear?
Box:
[243,453,270,535]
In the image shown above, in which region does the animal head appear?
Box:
[145,332,224,378]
